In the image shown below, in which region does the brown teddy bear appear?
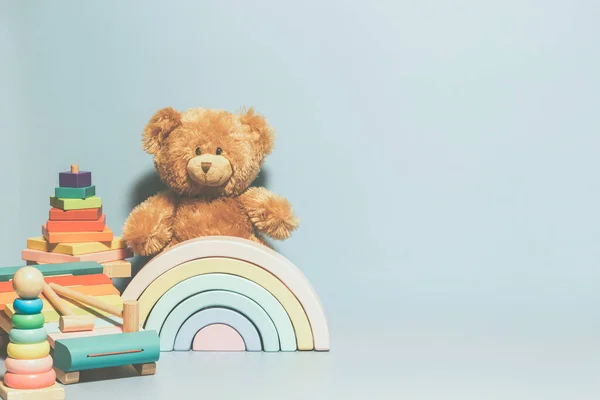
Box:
[123,106,299,256]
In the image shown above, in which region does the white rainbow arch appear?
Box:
[122,236,330,352]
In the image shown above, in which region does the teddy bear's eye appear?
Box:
[195,147,201,156]
[216,147,223,155]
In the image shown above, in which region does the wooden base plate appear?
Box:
[0,382,64,400]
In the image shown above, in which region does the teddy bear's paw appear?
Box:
[123,207,173,256]
[251,197,300,240]
[127,232,171,257]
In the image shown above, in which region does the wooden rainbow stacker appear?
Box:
[0,263,160,385]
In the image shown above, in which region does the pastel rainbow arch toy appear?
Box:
[122,236,330,352]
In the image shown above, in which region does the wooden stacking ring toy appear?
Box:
[5,355,53,374]
[4,369,57,390]
[13,298,43,314]
[7,341,50,360]
[11,313,45,330]
[9,327,47,344]
[11,266,44,299]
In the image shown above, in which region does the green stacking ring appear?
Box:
[11,313,45,330]
[9,327,47,344]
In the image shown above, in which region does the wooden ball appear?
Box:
[12,267,44,299]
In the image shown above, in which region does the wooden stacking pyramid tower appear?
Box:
[23,164,132,278]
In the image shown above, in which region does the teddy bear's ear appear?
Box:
[142,107,182,154]
[238,108,275,156]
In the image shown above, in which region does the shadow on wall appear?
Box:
[116,167,275,292]
[129,169,167,212]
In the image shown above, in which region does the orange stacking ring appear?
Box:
[4,369,56,389]
[4,369,57,390]
[5,355,53,374]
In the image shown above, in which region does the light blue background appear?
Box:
[1,1,599,398]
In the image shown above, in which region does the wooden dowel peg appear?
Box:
[122,301,139,333]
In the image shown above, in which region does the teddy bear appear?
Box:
[123,106,299,257]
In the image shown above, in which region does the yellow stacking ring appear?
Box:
[7,341,50,360]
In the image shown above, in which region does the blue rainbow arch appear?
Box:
[122,236,330,352]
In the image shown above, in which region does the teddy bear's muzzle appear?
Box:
[187,154,233,187]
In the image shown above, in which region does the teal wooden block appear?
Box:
[0,262,103,282]
[9,327,47,344]
[55,185,96,199]
[53,331,160,372]
[13,298,43,314]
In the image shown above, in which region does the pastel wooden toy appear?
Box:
[0,273,110,292]
[8,328,47,344]
[21,247,132,265]
[27,236,126,255]
[49,207,103,221]
[49,196,101,211]
[58,164,91,188]
[13,299,43,315]
[22,250,77,265]
[134,257,313,350]
[73,247,133,264]
[53,330,160,372]
[101,260,131,278]
[5,295,124,322]
[143,273,296,351]
[1,284,117,305]
[121,236,330,351]
[47,283,136,331]
[11,267,44,299]
[0,382,64,400]
[122,301,139,333]
[54,185,95,199]
[47,326,123,347]
[45,214,106,233]
[101,260,132,278]
[3,370,56,390]
[173,307,261,351]
[192,324,245,351]
[42,225,114,244]
[7,341,50,360]
[42,283,94,333]
[49,283,123,316]
[0,284,119,313]
[11,314,45,330]
[158,290,280,352]
[5,355,53,374]
[0,262,103,282]
[44,316,124,335]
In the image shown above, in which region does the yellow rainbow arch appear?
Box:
[122,236,330,352]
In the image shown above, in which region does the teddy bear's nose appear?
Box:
[201,162,212,173]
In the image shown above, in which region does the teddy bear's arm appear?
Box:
[123,191,178,256]
[237,187,299,240]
